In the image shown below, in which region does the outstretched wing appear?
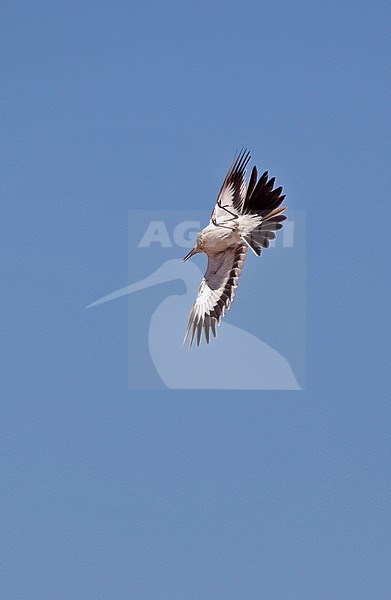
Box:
[184,244,247,347]
[241,166,287,256]
[210,149,251,227]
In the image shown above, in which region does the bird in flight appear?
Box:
[183,149,287,347]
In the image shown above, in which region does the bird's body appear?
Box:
[199,221,241,253]
[199,213,266,253]
[183,148,287,347]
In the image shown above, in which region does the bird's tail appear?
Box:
[240,166,287,256]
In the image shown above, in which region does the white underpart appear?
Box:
[237,213,263,235]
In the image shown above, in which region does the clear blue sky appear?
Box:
[1,1,390,598]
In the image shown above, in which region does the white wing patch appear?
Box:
[210,150,250,228]
[184,244,247,347]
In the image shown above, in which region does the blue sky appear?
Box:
[1,1,390,598]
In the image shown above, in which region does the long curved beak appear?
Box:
[183,248,196,262]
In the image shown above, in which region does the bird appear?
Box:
[183,149,287,347]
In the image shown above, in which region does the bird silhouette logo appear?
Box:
[87,150,304,390]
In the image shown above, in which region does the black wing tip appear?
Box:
[229,148,251,176]
[184,310,222,347]
[242,161,288,216]
[184,310,218,348]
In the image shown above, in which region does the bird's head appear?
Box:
[183,232,203,262]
